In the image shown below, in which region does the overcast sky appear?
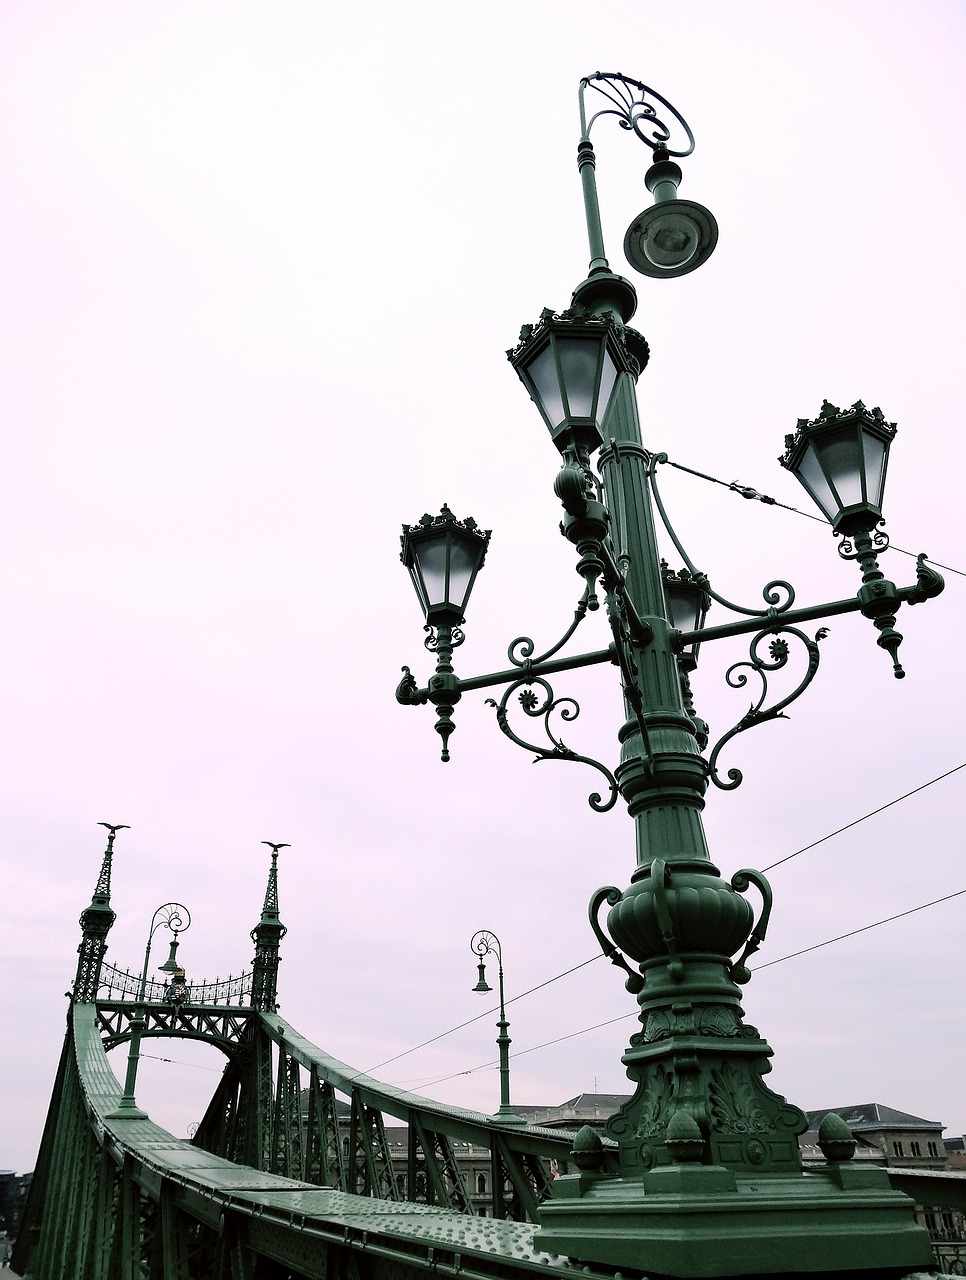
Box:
[1,1,964,1175]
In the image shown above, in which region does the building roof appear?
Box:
[806,1103,943,1133]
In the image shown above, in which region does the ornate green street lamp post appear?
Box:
[397,73,944,1277]
[470,930,523,1127]
[111,901,191,1116]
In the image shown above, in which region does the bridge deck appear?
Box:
[76,1004,581,1280]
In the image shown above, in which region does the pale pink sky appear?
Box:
[1,1,964,1173]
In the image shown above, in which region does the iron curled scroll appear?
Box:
[485,675,619,812]
[588,885,643,994]
[729,868,773,985]
[579,74,696,156]
[708,624,828,791]
[645,452,799,619]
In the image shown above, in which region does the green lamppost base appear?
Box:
[490,1109,527,1127]
[105,1099,148,1120]
[535,1162,934,1278]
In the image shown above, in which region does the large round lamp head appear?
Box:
[400,505,491,627]
[624,199,718,278]
[507,311,646,456]
[623,152,717,279]
[780,400,896,537]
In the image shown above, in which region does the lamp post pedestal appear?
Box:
[106,1007,149,1119]
[538,829,933,1273]
[537,1158,933,1277]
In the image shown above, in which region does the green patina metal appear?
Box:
[395,73,946,1279]
[16,73,954,1280]
[251,840,289,1012]
[72,822,125,1004]
[471,931,524,1128]
[17,836,591,1278]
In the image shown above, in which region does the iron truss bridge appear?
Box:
[18,1002,585,1280]
[14,846,604,1280]
[15,843,965,1279]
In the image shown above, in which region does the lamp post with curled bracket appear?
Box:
[396,73,943,1275]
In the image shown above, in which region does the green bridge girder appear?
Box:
[16,837,966,1279]
[13,1003,587,1279]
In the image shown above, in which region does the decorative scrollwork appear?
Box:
[907,553,945,604]
[485,676,618,812]
[588,886,643,994]
[507,586,591,668]
[645,453,799,618]
[424,623,465,652]
[579,73,695,156]
[729,869,773,985]
[708,625,828,790]
[395,666,426,706]
[838,522,890,560]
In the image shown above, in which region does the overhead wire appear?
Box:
[397,886,966,1089]
[365,458,963,1085]
[379,761,965,1087]
[361,952,603,1076]
[661,454,964,578]
[763,761,966,871]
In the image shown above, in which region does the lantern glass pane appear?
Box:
[644,211,699,270]
[596,347,619,426]
[447,538,479,612]
[527,345,566,429]
[862,433,887,508]
[557,338,601,419]
[796,441,840,523]
[415,537,449,608]
[816,427,864,509]
[664,587,700,634]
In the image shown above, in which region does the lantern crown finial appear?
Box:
[400,506,491,627]
[780,399,897,537]
[507,307,648,456]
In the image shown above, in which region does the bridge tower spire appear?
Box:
[250,841,288,1011]
[73,822,128,1002]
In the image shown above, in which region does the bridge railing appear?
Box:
[15,1003,578,1280]
[191,1011,600,1222]
[97,959,253,1006]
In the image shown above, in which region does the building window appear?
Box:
[928,1142,940,1158]
[911,1142,922,1158]
[893,1141,904,1158]
[477,1173,487,1195]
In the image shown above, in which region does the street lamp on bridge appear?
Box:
[111,900,192,1116]
[470,930,523,1128]
[397,72,944,1277]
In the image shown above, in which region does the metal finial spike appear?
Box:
[261,842,290,854]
